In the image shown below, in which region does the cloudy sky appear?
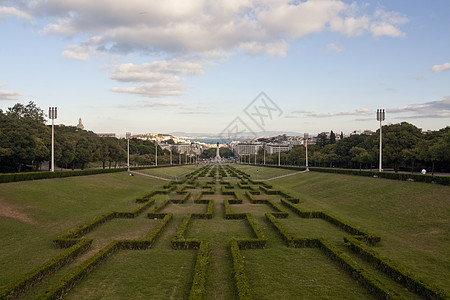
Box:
[0,0,449,136]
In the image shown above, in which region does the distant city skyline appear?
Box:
[1,1,449,135]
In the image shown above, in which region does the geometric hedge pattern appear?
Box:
[1,165,447,299]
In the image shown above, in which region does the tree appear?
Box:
[6,101,46,123]
[316,132,329,148]
[382,122,423,172]
[350,147,371,170]
[330,130,336,144]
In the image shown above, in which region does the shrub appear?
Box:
[344,237,449,299]
[189,241,210,300]
[230,240,253,300]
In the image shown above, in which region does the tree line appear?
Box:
[0,102,180,172]
[1,102,448,174]
[252,123,449,174]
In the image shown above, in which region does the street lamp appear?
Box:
[49,107,57,172]
[263,143,266,165]
[377,109,385,172]
[304,133,309,171]
[155,140,158,166]
[126,132,131,172]
[278,146,281,166]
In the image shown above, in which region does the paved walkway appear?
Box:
[130,171,180,181]
[253,169,309,181]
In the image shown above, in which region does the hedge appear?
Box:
[317,239,404,299]
[263,213,403,299]
[0,239,92,299]
[0,165,178,184]
[344,237,449,299]
[230,240,253,300]
[189,241,210,300]
[280,199,380,245]
[37,241,122,299]
[309,167,450,186]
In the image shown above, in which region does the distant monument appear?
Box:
[77,118,84,130]
[215,142,221,162]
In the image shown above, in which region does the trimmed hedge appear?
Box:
[0,165,178,184]
[317,239,404,300]
[230,240,253,300]
[189,241,210,300]
[264,213,403,299]
[0,239,92,299]
[280,199,380,245]
[309,167,450,186]
[344,237,449,299]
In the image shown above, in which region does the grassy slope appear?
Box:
[0,167,192,286]
[235,164,450,290]
[1,164,448,298]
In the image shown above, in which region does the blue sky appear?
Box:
[0,0,449,137]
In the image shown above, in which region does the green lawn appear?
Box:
[0,164,448,299]
[240,165,450,289]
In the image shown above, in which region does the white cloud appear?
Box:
[431,62,450,73]
[62,44,98,61]
[369,9,408,38]
[326,43,344,52]
[290,108,372,118]
[108,59,212,98]
[18,0,407,58]
[388,97,450,118]
[0,6,30,20]
[0,89,21,100]
[118,100,181,109]
[111,82,185,98]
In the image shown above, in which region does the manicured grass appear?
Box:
[230,165,298,180]
[64,249,195,299]
[244,247,373,299]
[136,165,199,179]
[1,164,448,299]
[0,169,186,286]
[236,164,450,290]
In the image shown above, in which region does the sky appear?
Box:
[0,0,449,138]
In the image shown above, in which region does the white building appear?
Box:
[234,143,263,156]
[266,143,291,154]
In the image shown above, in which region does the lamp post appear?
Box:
[263,143,266,165]
[278,146,281,166]
[304,133,309,171]
[169,147,172,165]
[48,107,57,172]
[126,132,131,172]
[155,140,158,166]
[377,109,385,172]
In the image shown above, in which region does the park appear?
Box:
[0,164,448,299]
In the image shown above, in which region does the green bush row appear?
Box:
[54,212,116,247]
[344,237,449,299]
[37,241,121,299]
[221,185,236,195]
[280,199,380,245]
[230,240,253,300]
[317,239,404,299]
[171,214,202,249]
[0,239,92,299]
[309,167,450,186]
[192,199,214,219]
[235,214,266,249]
[224,199,247,219]
[0,165,178,184]
[261,216,404,299]
[189,241,210,300]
